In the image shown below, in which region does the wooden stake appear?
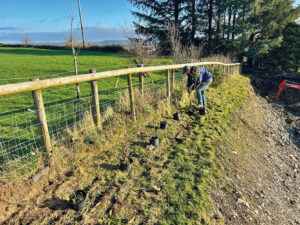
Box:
[166,70,171,100]
[171,69,175,91]
[30,78,51,160]
[89,69,101,130]
[137,64,144,94]
[127,73,136,120]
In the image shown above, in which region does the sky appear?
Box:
[0,0,136,44]
[0,0,300,44]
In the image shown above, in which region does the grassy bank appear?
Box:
[1,71,250,224]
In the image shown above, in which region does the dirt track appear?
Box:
[213,78,300,224]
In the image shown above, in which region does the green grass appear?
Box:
[0,47,172,175]
[6,72,249,224]
[0,47,171,105]
[157,73,249,224]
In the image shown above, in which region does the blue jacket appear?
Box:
[187,66,212,89]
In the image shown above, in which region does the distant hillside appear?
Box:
[30,40,130,47]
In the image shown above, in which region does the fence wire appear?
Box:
[0,70,182,183]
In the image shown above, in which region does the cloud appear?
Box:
[0,26,127,44]
[0,27,17,31]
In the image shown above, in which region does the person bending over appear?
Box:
[182,65,213,114]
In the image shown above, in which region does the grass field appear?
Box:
[0,47,173,178]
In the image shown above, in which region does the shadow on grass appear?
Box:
[0,48,128,57]
[100,163,120,171]
[132,141,148,148]
[39,198,73,210]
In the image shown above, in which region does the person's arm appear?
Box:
[187,75,193,92]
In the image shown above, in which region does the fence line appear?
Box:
[0,62,240,96]
[0,62,240,182]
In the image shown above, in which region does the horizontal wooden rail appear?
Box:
[0,62,240,96]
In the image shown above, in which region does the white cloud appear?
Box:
[0,26,127,44]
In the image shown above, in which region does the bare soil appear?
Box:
[212,81,300,224]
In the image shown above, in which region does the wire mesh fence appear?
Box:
[0,62,239,184]
[0,70,183,183]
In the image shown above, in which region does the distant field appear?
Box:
[0,47,172,111]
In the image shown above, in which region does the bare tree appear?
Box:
[123,27,159,67]
[167,22,181,64]
[77,0,85,48]
[21,37,33,48]
[66,0,81,100]
[167,21,202,64]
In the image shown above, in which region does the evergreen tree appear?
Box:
[261,22,300,71]
[127,0,300,70]
[246,0,300,66]
[128,0,185,44]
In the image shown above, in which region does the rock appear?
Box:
[286,117,294,125]
[145,185,161,193]
[294,164,298,169]
[31,167,50,183]
[237,198,250,208]
[232,211,238,218]
[225,176,233,182]
[232,150,238,155]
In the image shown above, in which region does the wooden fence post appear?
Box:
[166,70,171,100]
[127,73,136,120]
[137,64,144,94]
[170,69,175,91]
[89,69,101,131]
[30,78,51,159]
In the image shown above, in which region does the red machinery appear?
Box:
[274,80,300,98]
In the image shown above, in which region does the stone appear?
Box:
[286,117,294,125]
[237,198,250,208]
[31,167,50,183]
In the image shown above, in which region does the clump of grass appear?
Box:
[207,66,226,88]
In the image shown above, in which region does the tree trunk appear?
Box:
[216,1,221,40]
[223,12,226,40]
[227,4,232,41]
[73,49,80,100]
[78,0,85,48]
[247,33,255,67]
[174,0,179,27]
[208,0,213,54]
[191,0,196,44]
[232,8,236,41]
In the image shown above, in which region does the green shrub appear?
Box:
[206,66,225,88]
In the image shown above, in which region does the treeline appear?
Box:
[128,0,300,71]
[0,43,128,53]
